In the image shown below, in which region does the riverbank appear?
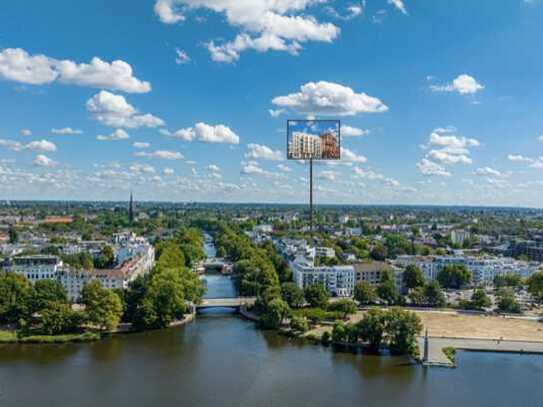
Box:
[0,330,100,344]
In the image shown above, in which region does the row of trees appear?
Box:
[0,273,123,334]
[327,308,422,355]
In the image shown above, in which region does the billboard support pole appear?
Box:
[309,158,313,238]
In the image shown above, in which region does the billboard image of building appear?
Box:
[287,120,340,160]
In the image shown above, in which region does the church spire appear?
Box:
[129,191,134,224]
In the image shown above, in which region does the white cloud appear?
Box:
[473,167,510,178]
[208,164,220,172]
[342,125,369,137]
[430,74,484,95]
[133,142,150,149]
[0,48,150,93]
[341,147,367,163]
[20,129,32,136]
[320,170,337,181]
[97,129,130,141]
[156,1,340,62]
[135,150,184,160]
[175,48,191,64]
[87,91,165,129]
[154,0,185,24]
[0,139,24,151]
[508,154,534,163]
[245,143,282,161]
[169,123,239,144]
[272,81,388,116]
[417,159,451,177]
[26,139,57,152]
[277,164,292,172]
[163,168,175,176]
[388,0,407,14]
[269,108,285,118]
[423,128,480,166]
[33,154,57,167]
[51,127,83,135]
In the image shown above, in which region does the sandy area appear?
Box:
[306,310,543,342]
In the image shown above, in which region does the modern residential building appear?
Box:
[353,261,404,291]
[451,229,471,246]
[288,132,321,159]
[320,132,340,159]
[290,256,355,297]
[313,246,335,259]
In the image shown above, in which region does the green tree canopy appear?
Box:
[31,279,68,313]
[527,271,543,304]
[281,282,305,308]
[81,280,123,331]
[0,272,33,325]
[304,284,330,309]
[403,264,424,289]
[354,282,377,305]
[437,265,471,289]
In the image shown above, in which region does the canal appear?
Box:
[0,235,542,406]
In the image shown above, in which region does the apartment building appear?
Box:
[290,256,355,297]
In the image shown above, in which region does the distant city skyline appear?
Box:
[1,1,543,207]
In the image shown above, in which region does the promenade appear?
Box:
[419,336,543,367]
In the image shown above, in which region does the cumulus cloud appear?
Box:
[163,168,175,176]
[388,0,407,14]
[342,125,369,137]
[51,127,83,135]
[175,48,191,64]
[0,48,150,93]
[26,139,57,152]
[155,1,340,62]
[96,129,130,141]
[33,154,57,167]
[135,150,184,160]
[272,81,388,116]
[430,74,484,95]
[320,170,337,181]
[20,129,32,136]
[245,143,283,161]
[508,154,534,163]
[277,164,292,172]
[417,158,451,177]
[341,147,367,163]
[422,128,480,165]
[133,142,150,149]
[473,167,510,178]
[208,164,220,172]
[170,122,239,144]
[269,108,285,118]
[87,91,165,129]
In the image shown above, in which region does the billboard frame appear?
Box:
[286,119,341,161]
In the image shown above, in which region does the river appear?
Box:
[0,236,542,406]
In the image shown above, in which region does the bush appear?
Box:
[290,316,309,333]
[321,331,331,346]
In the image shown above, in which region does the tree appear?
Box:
[437,265,471,289]
[496,289,521,314]
[94,245,115,269]
[494,273,522,288]
[408,286,426,306]
[40,302,84,335]
[370,243,387,261]
[377,279,399,305]
[331,321,347,343]
[354,282,377,305]
[424,281,446,308]
[261,298,290,329]
[0,272,33,325]
[403,264,424,289]
[328,299,357,319]
[281,282,305,308]
[527,271,543,304]
[357,309,386,352]
[304,284,330,309]
[290,316,309,333]
[81,280,123,331]
[386,308,423,355]
[31,279,69,313]
[8,227,18,244]
[470,288,491,310]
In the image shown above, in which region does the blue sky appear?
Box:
[1,0,543,206]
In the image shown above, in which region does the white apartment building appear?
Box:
[394,255,540,286]
[290,256,355,297]
[451,229,471,246]
[288,133,321,159]
[314,246,336,259]
[2,235,155,302]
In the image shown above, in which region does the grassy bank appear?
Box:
[442,346,456,365]
[0,330,100,344]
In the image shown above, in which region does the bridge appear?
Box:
[197,297,256,310]
[200,257,233,274]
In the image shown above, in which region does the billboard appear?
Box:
[287,120,341,160]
